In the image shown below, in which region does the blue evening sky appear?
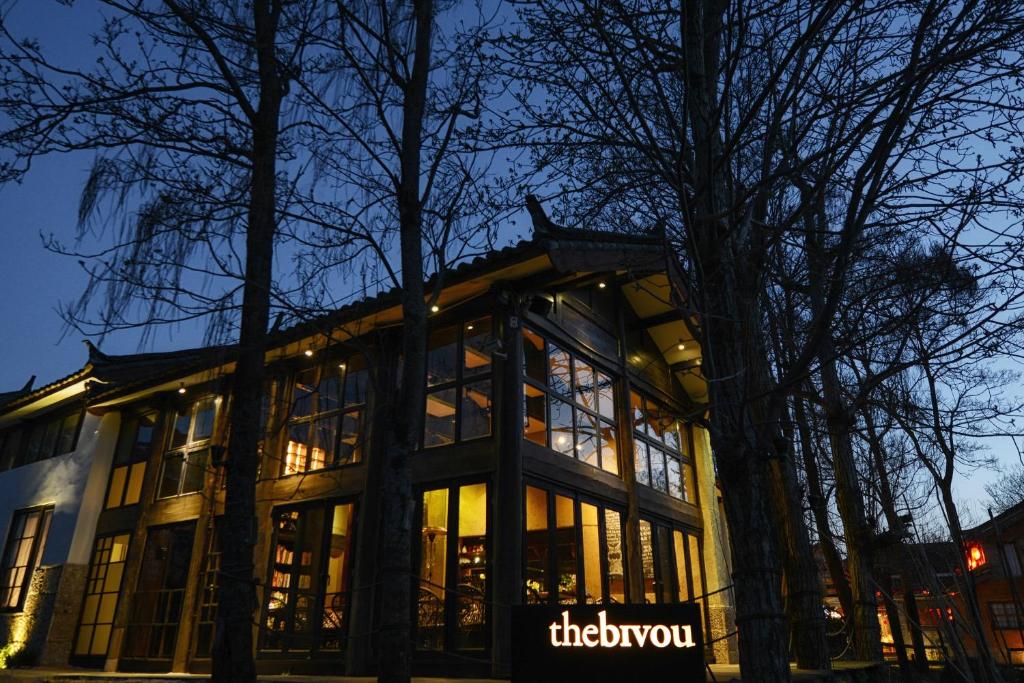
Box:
[0,1,1016,517]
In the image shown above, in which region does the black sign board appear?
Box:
[511,604,704,683]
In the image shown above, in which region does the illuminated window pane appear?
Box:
[605,510,626,604]
[574,360,595,412]
[673,531,690,602]
[106,466,127,509]
[125,462,146,505]
[523,385,546,445]
[575,410,599,466]
[600,423,619,474]
[581,503,601,604]
[424,389,457,447]
[667,457,683,499]
[455,484,487,650]
[339,411,362,465]
[550,399,574,456]
[548,345,572,398]
[419,489,449,651]
[524,486,548,604]
[73,532,128,660]
[596,371,615,421]
[554,495,576,604]
[639,520,655,604]
[0,508,52,609]
[634,441,649,486]
[688,534,704,610]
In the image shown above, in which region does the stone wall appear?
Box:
[0,563,88,667]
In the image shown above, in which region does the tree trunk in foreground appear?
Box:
[376,1,434,681]
[212,2,283,682]
[773,422,831,671]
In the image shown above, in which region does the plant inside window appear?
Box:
[522,328,618,474]
[424,317,493,447]
[157,397,216,498]
[283,356,368,475]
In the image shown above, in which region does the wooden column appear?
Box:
[490,293,525,678]
[615,295,645,603]
[344,340,393,675]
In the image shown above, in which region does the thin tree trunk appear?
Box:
[212,2,283,682]
[376,2,434,681]
[793,394,854,622]
[770,421,832,672]
[862,410,929,673]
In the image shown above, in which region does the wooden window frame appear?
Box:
[0,505,54,612]
[156,396,218,499]
[522,326,619,474]
[631,391,698,505]
[423,317,495,449]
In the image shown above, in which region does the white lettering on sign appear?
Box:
[547,610,696,649]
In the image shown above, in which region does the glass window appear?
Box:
[261,502,356,653]
[5,409,81,469]
[424,318,494,447]
[0,506,53,610]
[283,357,367,475]
[521,328,619,473]
[121,522,195,662]
[523,484,627,606]
[106,411,157,509]
[631,393,696,504]
[417,483,488,653]
[638,517,705,614]
[157,397,217,498]
[74,534,130,658]
[990,602,1023,629]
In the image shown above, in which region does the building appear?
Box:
[0,226,736,676]
[964,501,1024,668]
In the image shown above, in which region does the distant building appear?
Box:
[964,501,1024,667]
[0,227,736,676]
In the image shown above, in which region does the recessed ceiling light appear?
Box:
[304,349,314,357]
[598,282,606,289]
[677,340,686,351]
[177,383,187,395]
[431,305,440,313]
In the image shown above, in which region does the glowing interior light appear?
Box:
[676,340,686,351]
[177,383,187,395]
[966,542,986,571]
[598,282,607,289]
[431,305,440,313]
[304,349,314,357]
[338,363,346,370]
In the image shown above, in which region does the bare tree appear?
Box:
[0,3,324,680]
[494,1,1024,679]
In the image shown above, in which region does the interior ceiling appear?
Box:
[620,273,706,405]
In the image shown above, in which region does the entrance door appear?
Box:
[120,522,196,671]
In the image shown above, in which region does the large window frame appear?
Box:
[0,407,83,472]
[637,516,710,640]
[0,505,53,612]
[281,356,368,476]
[72,532,131,661]
[260,499,358,656]
[523,483,628,606]
[424,317,494,448]
[157,396,217,499]
[105,411,158,509]
[631,391,697,504]
[522,327,619,474]
[414,480,490,655]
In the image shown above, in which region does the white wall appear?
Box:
[0,411,119,567]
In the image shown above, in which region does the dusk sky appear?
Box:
[0,1,1018,516]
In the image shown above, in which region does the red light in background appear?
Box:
[966,541,986,571]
